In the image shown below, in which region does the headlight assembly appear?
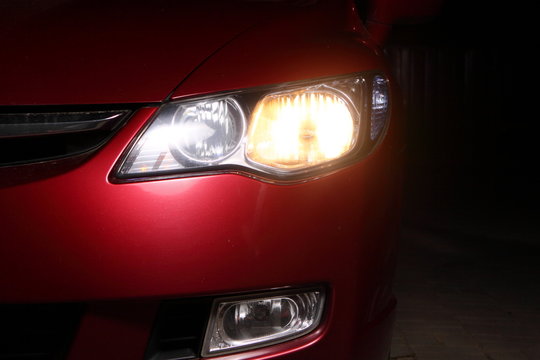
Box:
[114,73,390,183]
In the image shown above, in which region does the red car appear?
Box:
[0,1,436,359]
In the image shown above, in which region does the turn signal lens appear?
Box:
[202,289,325,356]
[371,75,389,140]
[246,90,357,170]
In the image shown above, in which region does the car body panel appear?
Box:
[0,103,401,302]
[0,0,369,106]
[0,0,293,105]
[170,1,384,100]
[0,1,404,359]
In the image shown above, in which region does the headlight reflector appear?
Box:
[246,90,357,170]
[170,98,245,164]
[119,98,245,175]
[202,289,325,356]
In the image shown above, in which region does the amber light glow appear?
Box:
[246,90,357,170]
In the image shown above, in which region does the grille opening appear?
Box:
[0,130,115,165]
[145,298,213,360]
[0,303,84,360]
[0,109,131,167]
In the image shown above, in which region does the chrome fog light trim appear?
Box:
[202,288,325,357]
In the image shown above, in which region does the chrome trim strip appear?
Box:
[0,111,128,138]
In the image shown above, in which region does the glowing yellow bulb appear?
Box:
[246,90,357,170]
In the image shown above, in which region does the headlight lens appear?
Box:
[202,289,325,357]
[115,73,390,182]
[371,75,389,141]
[246,89,357,170]
[170,98,245,164]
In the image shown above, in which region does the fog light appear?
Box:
[202,289,325,356]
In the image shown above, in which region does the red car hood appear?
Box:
[0,0,309,106]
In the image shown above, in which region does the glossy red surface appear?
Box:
[1,104,402,358]
[0,0,371,106]
[1,0,405,359]
[171,2,385,100]
[1,104,402,300]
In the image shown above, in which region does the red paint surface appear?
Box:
[0,0,374,106]
[0,0,405,359]
[171,2,385,100]
[1,106,402,300]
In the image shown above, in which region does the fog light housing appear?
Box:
[202,288,325,357]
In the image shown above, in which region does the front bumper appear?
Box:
[0,106,401,359]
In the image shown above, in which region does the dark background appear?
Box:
[385,0,537,237]
[381,2,539,358]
